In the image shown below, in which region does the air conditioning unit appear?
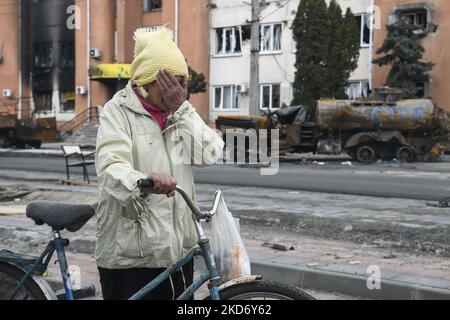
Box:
[2,89,13,98]
[90,48,102,59]
[236,84,248,93]
[76,86,88,95]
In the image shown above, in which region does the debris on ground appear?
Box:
[343,225,353,232]
[334,254,354,260]
[341,161,353,166]
[262,242,295,251]
[306,262,318,268]
[348,260,362,265]
[426,198,450,208]
[0,186,32,202]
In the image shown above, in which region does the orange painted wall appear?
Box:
[74,0,88,115]
[373,0,450,111]
[178,0,210,121]
[0,0,19,102]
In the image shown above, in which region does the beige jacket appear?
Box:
[95,81,224,269]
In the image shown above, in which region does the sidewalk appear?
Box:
[0,145,352,162]
[0,142,96,158]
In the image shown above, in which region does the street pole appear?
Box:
[249,0,260,116]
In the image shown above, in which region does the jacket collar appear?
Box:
[118,81,178,135]
[117,81,152,116]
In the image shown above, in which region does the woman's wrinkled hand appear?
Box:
[156,69,188,113]
[143,172,177,197]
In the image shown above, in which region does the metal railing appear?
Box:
[58,107,99,138]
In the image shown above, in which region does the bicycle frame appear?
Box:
[129,239,222,300]
[129,183,224,300]
[6,183,224,301]
[6,231,74,300]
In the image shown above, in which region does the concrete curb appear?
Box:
[1,220,449,300]
[250,260,450,300]
[0,149,64,158]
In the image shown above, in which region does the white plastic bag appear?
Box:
[210,196,251,282]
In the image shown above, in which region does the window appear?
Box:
[415,82,428,98]
[355,14,371,47]
[260,84,280,110]
[59,42,74,67]
[260,23,282,53]
[214,86,239,109]
[34,43,53,68]
[391,2,436,36]
[60,91,75,112]
[143,0,162,13]
[401,10,427,28]
[346,80,370,99]
[292,38,298,53]
[215,27,242,55]
[33,91,53,112]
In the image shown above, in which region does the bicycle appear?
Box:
[0,179,315,300]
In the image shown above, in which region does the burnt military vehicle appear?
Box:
[216,88,449,163]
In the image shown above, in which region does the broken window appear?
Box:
[34,43,53,68]
[355,15,371,47]
[260,23,282,53]
[60,42,74,67]
[60,91,75,112]
[143,0,162,13]
[215,27,242,55]
[401,10,428,28]
[214,86,239,109]
[415,82,428,98]
[241,24,251,42]
[391,3,434,36]
[260,84,281,110]
[346,80,370,99]
[33,91,52,112]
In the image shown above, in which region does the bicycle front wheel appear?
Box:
[0,262,55,300]
[215,280,315,300]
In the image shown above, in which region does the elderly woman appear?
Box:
[95,28,224,300]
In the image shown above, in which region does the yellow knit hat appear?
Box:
[131,27,188,97]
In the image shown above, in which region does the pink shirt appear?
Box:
[132,86,169,131]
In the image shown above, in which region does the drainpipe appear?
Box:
[368,0,374,91]
[87,0,91,120]
[18,0,22,119]
[175,0,179,45]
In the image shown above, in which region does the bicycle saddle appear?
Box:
[26,201,95,232]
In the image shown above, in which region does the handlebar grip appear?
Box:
[137,179,155,189]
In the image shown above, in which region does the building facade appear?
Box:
[208,0,374,122]
[0,0,211,127]
[373,0,450,111]
[1,0,448,130]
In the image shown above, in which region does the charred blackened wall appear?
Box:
[29,0,75,115]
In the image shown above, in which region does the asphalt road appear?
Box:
[0,155,449,201]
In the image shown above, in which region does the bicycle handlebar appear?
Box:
[137,178,222,220]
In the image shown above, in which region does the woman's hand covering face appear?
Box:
[156,69,188,113]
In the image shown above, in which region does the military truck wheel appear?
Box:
[29,140,42,149]
[0,136,9,148]
[355,144,376,164]
[396,146,415,163]
[15,140,26,149]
